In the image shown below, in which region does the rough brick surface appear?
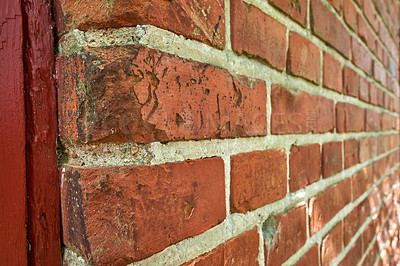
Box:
[336,102,365,132]
[343,67,359,97]
[268,0,308,26]
[366,109,381,131]
[231,0,287,70]
[61,158,226,264]
[352,166,373,200]
[323,52,343,93]
[359,76,369,102]
[321,223,342,266]
[343,0,358,31]
[264,205,307,265]
[344,139,359,169]
[309,179,351,235]
[58,45,267,144]
[322,142,343,178]
[184,228,259,266]
[230,149,287,213]
[289,144,321,192]
[271,85,335,134]
[311,0,351,57]
[288,32,321,83]
[296,245,319,266]
[54,0,225,47]
[351,38,373,75]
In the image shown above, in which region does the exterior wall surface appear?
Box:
[55,0,400,265]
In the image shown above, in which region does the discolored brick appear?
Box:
[322,142,343,178]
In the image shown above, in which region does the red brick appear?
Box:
[352,166,373,199]
[343,0,358,32]
[289,144,321,192]
[362,243,379,265]
[359,137,377,162]
[323,52,342,93]
[296,245,319,266]
[341,237,362,265]
[362,221,379,252]
[268,0,308,26]
[366,109,381,131]
[381,113,395,131]
[373,62,386,86]
[230,149,287,213]
[378,135,391,154]
[184,228,259,266]
[311,0,351,57]
[343,202,369,245]
[362,0,379,30]
[231,0,287,70]
[271,85,335,134]
[321,223,342,266]
[54,0,225,47]
[369,84,380,106]
[61,157,226,264]
[358,15,376,52]
[288,32,321,83]
[58,45,267,144]
[322,142,343,178]
[343,67,359,97]
[309,179,351,235]
[359,76,369,102]
[352,38,373,75]
[344,139,359,169]
[328,0,342,11]
[336,102,365,132]
[264,205,307,265]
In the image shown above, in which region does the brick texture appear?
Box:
[322,142,343,178]
[61,158,226,264]
[58,45,267,144]
[230,149,287,213]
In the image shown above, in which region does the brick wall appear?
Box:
[55,0,400,265]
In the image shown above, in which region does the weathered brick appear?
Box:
[352,166,373,200]
[309,179,351,235]
[359,137,377,162]
[358,15,376,53]
[311,0,351,57]
[369,84,381,106]
[264,205,307,265]
[366,109,381,131]
[289,144,321,192]
[352,38,373,75]
[271,85,335,134]
[323,52,342,93]
[343,202,369,245]
[381,113,395,131]
[231,0,287,70]
[321,223,342,266]
[344,139,359,169]
[288,32,321,83]
[268,0,308,26]
[184,228,259,266]
[328,0,342,11]
[336,102,365,132]
[230,149,287,213]
[54,0,225,47]
[362,0,379,30]
[343,67,359,97]
[341,237,362,265]
[373,62,386,86]
[343,0,358,32]
[61,157,226,264]
[58,45,267,144]
[322,142,343,178]
[296,245,319,266]
[359,76,369,102]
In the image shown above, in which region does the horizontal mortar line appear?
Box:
[149,131,398,165]
[62,130,399,167]
[357,191,397,266]
[283,162,400,265]
[129,149,399,266]
[60,26,400,114]
[351,0,398,63]
[243,0,399,100]
[332,181,398,266]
